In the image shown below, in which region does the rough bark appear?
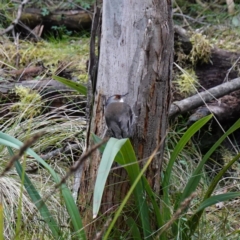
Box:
[79,0,173,235]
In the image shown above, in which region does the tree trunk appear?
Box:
[79,0,173,236]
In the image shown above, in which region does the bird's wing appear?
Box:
[118,105,133,138]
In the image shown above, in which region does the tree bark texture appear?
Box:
[79,0,173,234]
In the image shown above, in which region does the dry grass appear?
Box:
[0,33,88,239]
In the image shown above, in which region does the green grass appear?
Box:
[1,1,240,238]
[0,87,86,239]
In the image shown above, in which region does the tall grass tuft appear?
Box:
[0,86,86,239]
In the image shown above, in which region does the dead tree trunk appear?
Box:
[79,0,173,236]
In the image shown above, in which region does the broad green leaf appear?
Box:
[187,151,240,236]
[93,136,152,239]
[178,118,240,209]
[92,133,122,162]
[8,147,61,238]
[53,75,87,96]
[0,132,86,240]
[91,133,107,153]
[162,115,212,223]
[127,217,142,240]
[104,139,155,240]
[117,139,152,238]
[93,137,126,218]
[196,192,240,213]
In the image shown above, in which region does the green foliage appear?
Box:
[53,75,87,95]
[162,115,213,231]
[41,7,50,16]
[11,86,44,118]
[92,116,240,239]
[181,119,240,238]
[189,33,212,65]
[71,0,95,9]
[51,25,73,39]
[175,68,198,97]
[93,137,152,239]
[0,131,86,240]
[0,1,18,28]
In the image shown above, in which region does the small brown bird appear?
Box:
[104,93,134,139]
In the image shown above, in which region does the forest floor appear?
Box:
[1,1,240,239]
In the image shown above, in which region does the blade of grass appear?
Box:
[196,192,240,213]
[162,115,212,223]
[93,138,152,238]
[7,147,61,238]
[93,138,125,218]
[178,119,240,238]
[53,75,87,96]
[127,217,142,240]
[15,152,25,240]
[0,203,3,240]
[91,133,107,153]
[177,118,240,209]
[143,177,163,229]
[117,139,152,238]
[187,151,240,236]
[0,132,86,240]
[92,133,122,161]
[103,139,162,240]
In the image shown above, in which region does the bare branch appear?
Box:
[169,77,240,118]
[0,0,29,36]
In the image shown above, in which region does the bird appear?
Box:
[104,93,134,139]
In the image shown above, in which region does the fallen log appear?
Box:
[174,25,240,91]
[20,8,92,32]
[0,79,72,94]
[173,26,240,122]
[0,79,86,116]
[169,77,240,118]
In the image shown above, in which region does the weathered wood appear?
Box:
[79,0,173,236]
[0,79,86,117]
[174,26,240,92]
[0,79,72,94]
[173,27,240,121]
[20,8,92,31]
[170,77,240,118]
